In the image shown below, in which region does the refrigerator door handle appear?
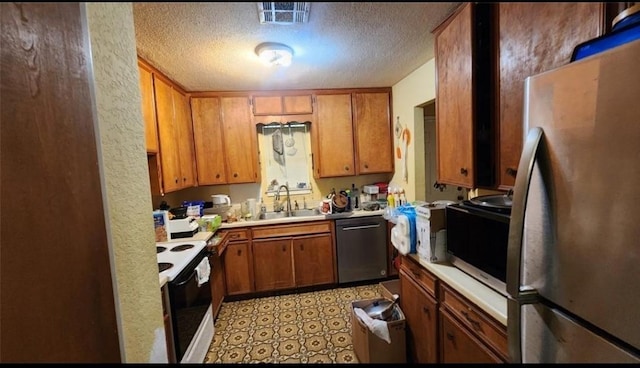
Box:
[506,126,544,363]
[506,126,544,297]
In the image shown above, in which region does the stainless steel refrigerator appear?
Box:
[506,39,640,363]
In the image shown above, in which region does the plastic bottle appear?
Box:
[351,183,360,210]
[260,198,267,214]
[387,188,396,208]
[399,189,407,206]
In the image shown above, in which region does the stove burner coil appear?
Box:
[157,246,167,254]
[171,244,195,252]
[158,262,173,272]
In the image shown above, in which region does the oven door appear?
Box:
[168,248,212,362]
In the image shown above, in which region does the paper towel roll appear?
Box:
[396,214,410,237]
[391,226,410,255]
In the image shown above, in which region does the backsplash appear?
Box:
[152,173,393,214]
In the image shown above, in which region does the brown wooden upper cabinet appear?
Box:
[191,97,228,185]
[312,89,393,178]
[220,96,261,184]
[154,75,197,193]
[496,2,604,189]
[353,92,393,174]
[138,60,159,153]
[252,94,313,115]
[434,3,493,189]
[434,2,608,190]
[312,93,356,178]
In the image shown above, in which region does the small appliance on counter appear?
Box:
[167,216,199,239]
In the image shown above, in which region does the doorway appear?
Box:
[418,101,460,202]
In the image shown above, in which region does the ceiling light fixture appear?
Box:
[255,42,293,67]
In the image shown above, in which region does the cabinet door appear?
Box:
[313,94,355,178]
[220,96,260,183]
[154,76,182,192]
[497,2,603,189]
[191,97,228,185]
[209,251,226,320]
[293,233,335,287]
[252,95,283,115]
[400,269,438,363]
[353,92,393,174]
[161,284,177,363]
[224,240,254,295]
[283,95,313,114]
[253,95,313,115]
[252,238,295,292]
[435,3,475,188]
[172,88,196,187]
[440,309,503,363]
[138,62,159,153]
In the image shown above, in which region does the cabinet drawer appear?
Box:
[400,255,437,297]
[252,221,332,239]
[440,284,507,359]
[219,228,250,242]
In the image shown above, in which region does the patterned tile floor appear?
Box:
[204,283,382,364]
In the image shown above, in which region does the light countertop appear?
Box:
[408,254,507,326]
[219,209,386,228]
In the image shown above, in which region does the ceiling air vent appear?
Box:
[257,2,310,25]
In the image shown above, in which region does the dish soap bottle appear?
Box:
[260,198,267,214]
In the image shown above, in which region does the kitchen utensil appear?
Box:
[285,125,295,147]
[211,194,231,206]
[169,206,188,219]
[272,128,284,155]
[363,296,399,321]
[332,193,348,212]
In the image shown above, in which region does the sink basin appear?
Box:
[257,208,322,220]
[291,208,322,217]
[258,211,290,220]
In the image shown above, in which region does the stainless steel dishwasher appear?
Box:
[335,216,388,284]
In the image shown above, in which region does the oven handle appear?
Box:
[173,260,210,287]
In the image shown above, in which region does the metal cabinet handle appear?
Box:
[344,166,350,171]
[233,173,238,178]
[506,167,517,177]
[237,249,241,256]
[216,173,220,179]
[460,168,468,176]
[446,332,455,341]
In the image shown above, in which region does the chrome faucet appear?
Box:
[276,184,292,214]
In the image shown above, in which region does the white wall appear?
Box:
[86,2,167,363]
[390,60,437,202]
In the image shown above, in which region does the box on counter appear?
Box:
[351,298,406,364]
[153,210,169,242]
[379,279,400,301]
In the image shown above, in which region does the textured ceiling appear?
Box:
[133,2,461,92]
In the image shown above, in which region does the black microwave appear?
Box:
[446,201,510,296]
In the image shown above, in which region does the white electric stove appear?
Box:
[156,239,207,282]
[156,238,213,363]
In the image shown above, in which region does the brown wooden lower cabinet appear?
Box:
[209,249,226,319]
[440,308,503,363]
[293,233,334,287]
[253,237,295,292]
[223,240,254,295]
[399,255,507,363]
[399,269,438,363]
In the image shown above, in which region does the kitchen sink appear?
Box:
[258,211,290,220]
[257,208,322,220]
[291,208,321,217]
